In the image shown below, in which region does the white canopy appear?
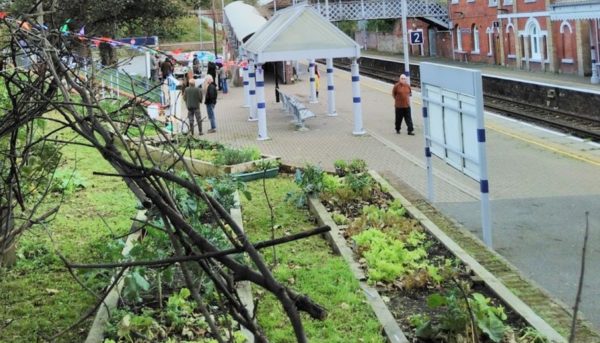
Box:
[224,1,267,43]
[242,4,361,63]
[550,0,600,20]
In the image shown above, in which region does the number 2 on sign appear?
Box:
[411,32,423,44]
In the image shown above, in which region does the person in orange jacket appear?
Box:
[392,74,414,135]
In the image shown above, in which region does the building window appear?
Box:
[488,0,498,6]
[503,0,513,5]
[472,25,480,53]
[487,28,493,56]
[526,19,542,60]
[506,24,515,57]
[560,21,574,63]
[455,25,463,51]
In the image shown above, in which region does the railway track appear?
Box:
[330,58,600,141]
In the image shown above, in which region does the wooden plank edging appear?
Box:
[85,210,146,343]
[368,170,566,343]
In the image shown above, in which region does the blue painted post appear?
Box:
[326,58,336,116]
[255,64,269,140]
[474,72,492,247]
[422,84,434,201]
[309,59,317,103]
[242,63,250,108]
[248,62,258,121]
[351,58,365,135]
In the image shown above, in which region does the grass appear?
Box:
[0,123,137,342]
[162,16,223,43]
[241,176,385,343]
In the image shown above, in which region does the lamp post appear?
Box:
[401,0,410,82]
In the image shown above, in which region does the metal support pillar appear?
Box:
[351,58,365,135]
[309,59,317,103]
[248,62,258,121]
[401,0,410,82]
[326,58,336,116]
[255,64,269,140]
[242,63,250,108]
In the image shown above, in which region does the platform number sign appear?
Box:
[409,30,423,45]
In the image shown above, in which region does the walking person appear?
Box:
[392,74,414,135]
[183,78,204,136]
[150,54,159,82]
[204,75,218,133]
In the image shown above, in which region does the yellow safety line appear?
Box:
[485,123,600,167]
[342,74,600,167]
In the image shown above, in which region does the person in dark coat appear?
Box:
[183,79,204,136]
[161,57,174,80]
[207,61,216,81]
[203,75,218,133]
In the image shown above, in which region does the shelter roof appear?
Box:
[550,0,600,20]
[242,4,360,63]
[224,1,267,42]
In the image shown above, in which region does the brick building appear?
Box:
[449,0,600,76]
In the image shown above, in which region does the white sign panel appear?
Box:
[420,62,492,247]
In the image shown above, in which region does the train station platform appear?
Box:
[363,50,600,94]
[208,62,600,331]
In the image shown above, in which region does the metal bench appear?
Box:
[277,89,315,130]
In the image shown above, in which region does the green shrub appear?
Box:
[214,146,261,166]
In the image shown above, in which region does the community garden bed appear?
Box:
[294,160,565,343]
[119,135,280,177]
[91,174,386,342]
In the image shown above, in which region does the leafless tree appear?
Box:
[0,12,327,343]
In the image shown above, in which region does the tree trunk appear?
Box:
[0,207,16,268]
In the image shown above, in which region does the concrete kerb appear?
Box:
[368,170,567,343]
[307,197,409,343]
[231,191,256,343]
[85,210,146,343]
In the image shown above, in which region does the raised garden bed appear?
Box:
[118,136,280,177]
[296,162,565,343]
[90,180,255,342]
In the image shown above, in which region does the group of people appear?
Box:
[181,74,218,136]
[151,53,221,136]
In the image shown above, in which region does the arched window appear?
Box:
[472,25,480,53]
[526,18,542,60]
[560,21,574,62]
[506,24,515,56]
[455,25,463,51]
[486,27,493,56]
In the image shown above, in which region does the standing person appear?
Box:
[218,66,225,91]
[161,57,173,80]
[315,65,321,98]
[207,61,217,82]
[150,54,159,82]
[392,74,414,135]
[184,78,204,136]
[204,75,218,133]
[192,57,202,78]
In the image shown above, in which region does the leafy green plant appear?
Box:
[333,159,348,176]
[353,229,427,283]
[287,164,325,207]
[50,169,88,194]
[332,212,349,225]
[519,327,549,343]
[254,159,280,171]
[322,173,343,193]
[343,172,374,197]
[205,175,251,212]
[348,158,368,174]
[414,288,508,342]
